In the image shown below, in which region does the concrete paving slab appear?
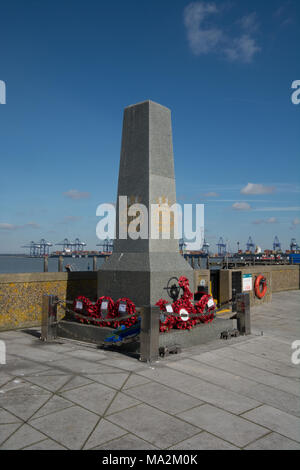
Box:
[105,392,141,416]
[59,382,117,416]
[23,438,67,450]
[169,358,300,417]
[107,403,200,449]
[30,395,74,419]
[0,423,21,446]
[192,351,300,396]
[3,357,51,376]
[124,382,202,415]
[63,348,107,361]
[122,374,151,390]
[244,432,300,450]
[83,418,127,449]
[137,366,260,414]
[84,372,129,389]
[24,373,73,392]
[101,357,146,372]
[0,423,46,450]
[177,404,268,448]
[47,357,121,375]
[0,373,14,388]
[232,341,293,365]
[6,344,62,363]
[94,433,158,450]
[242,405,300,443]
[169,431,239,450]
[0,382,51,421]
[58,375,93,392]
[0,408,22,424]
[215,345,300,379]
[30,406,99,449]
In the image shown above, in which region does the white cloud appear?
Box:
[241,183,276,195]
[232,202,251,211]
[25,222,40,229]
[0,222,40,230]
[183,2,223,55]
[63,189,90,200]
[253,217,277,225]
[224,35,261,63]
[0,223,19,230]
[238,12,259,32]
[183,2,260,63]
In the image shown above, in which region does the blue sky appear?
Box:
[0,0,299,253]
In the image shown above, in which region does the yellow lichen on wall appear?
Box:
[0,272,98,331]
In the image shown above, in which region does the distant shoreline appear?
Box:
[0,253,28,257]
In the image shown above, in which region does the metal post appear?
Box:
[236,293,251,335]
[41,295,58,341]
[93,256,97,271]
[43,256,48,272]
[232,288,237,313]
[140,305,160,363]
[58,256,63,272]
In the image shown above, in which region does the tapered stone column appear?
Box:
[98,100,194,306]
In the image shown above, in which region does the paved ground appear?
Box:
[0,290,299,450]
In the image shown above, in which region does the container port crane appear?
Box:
[217,237,226,256]
[246,236,255,253]
[273,236,281,252]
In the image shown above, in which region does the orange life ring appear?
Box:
[255,275,267,299]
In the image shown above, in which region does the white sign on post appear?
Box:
[242,274,252,292]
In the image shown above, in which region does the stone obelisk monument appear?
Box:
[98,100,194,306]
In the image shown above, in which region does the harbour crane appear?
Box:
[202,238,210,255]
[246,236,255,253]
[273,236,281,252]
[97,238,114,253]
[217,237,226,256]
[71,238,87,252]
[290,238,299,252]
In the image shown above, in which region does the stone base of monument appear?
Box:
[57,320,112,345]
[56,316,237,356]
[158,317,237,350]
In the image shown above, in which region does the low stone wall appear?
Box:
[0,272,97,331]
[271,266,300,292]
